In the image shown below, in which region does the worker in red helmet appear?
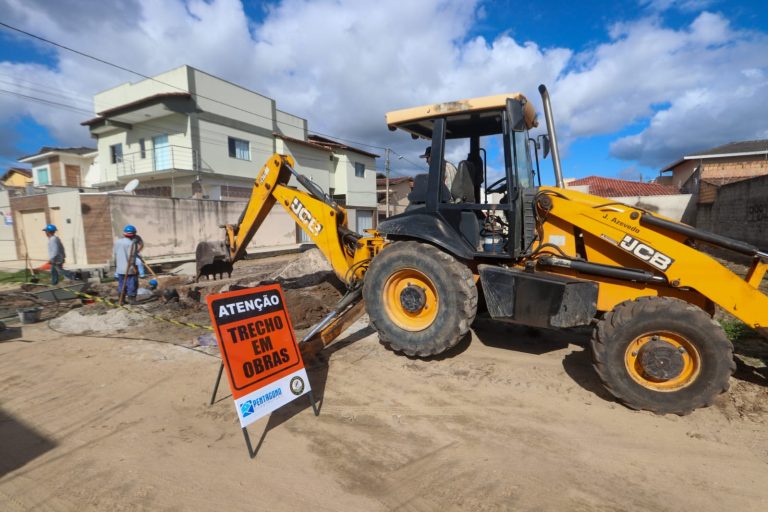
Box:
[113,224,140,303]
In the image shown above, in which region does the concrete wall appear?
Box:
[669,160,698,190]
[334,153,377,207]
[275,110,307,140]
[609,194,694,221]
[193,68,275,132]
[94,66,189,112]
[47,190,88,265]
[8,190,90,265]
[695,174,768,248]
[107,195,297,261]
[196,117,269,179]
[10,193,49,264]
[0,190,17,261]
[276,139,334,195]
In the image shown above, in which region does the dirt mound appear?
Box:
[50,307,146,335]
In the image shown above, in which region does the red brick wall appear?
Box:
[49,157,62,186]
[80,195,113,265]
[701,155,768,182]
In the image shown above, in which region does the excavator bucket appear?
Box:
[195,240,233,282]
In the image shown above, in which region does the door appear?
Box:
[20,209,48,263]
[297,226,311,243]
[65,165,81,187]
[153,135,171,171]
[356,209,373,234]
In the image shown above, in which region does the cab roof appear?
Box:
[385,92,538,140]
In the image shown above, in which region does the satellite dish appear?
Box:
[124,179,140,193]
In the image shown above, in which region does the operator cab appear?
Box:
[382,92,544,260]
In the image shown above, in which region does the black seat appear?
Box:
[407,173,451,205]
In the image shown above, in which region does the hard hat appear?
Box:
[42,224,57,232]
[148,279,158,289]
[123,224,137,236]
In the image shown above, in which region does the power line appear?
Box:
[0,22,429,174]
[0,86,395,170]
[0,20,391,154]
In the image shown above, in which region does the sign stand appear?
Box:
[205,283,320,459]
[209,361,225,406]
[210,361,320,458]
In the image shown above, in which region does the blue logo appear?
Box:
[239,388,283,418]
[240,400,255,417]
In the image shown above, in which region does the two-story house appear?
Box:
[81,65,377,233]
[17,147,96,188]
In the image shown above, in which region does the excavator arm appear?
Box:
[197,153,365,282]
[195,153,384,355]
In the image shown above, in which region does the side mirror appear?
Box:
[538,134,551,159]
[506,98,527,132]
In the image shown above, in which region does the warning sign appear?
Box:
[206,283,311,427]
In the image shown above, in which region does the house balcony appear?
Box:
[115,145,202,182]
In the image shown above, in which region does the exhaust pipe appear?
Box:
[538,84,564,188]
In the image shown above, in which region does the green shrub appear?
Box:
[719,319,752,342]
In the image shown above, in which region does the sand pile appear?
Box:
[49,308,146,335]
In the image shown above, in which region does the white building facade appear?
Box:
[82,65,377,233]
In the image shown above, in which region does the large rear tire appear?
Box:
[363,241,477,357]
[591,296,735,415]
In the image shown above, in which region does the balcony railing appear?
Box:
[115,145,200,178]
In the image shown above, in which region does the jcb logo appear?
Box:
[256,166,269,185]
[291,197,323,237]
[619,235,674,271]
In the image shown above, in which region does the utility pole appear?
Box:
[385,148,391,218]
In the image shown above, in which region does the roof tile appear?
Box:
[567,176,679,197]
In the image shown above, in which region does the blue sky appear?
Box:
[1,0,767,183]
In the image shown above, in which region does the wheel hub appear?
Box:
[400,284,427,313]
[637,338,685,381]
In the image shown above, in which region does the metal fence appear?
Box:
[116,145,199,178]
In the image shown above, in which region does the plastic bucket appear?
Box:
[17,307,43,324]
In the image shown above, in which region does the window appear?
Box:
[354,162,365,178]
[355,209,374,234]
[511,130,533,189]
[228,137,250,160]
[139,138,146,159]
[36,167,49,185]
[110,143,123,164]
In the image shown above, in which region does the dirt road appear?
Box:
[1,316,766,511]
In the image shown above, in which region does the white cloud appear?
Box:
[0,0,766,173]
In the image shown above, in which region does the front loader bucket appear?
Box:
[195,241,232,282]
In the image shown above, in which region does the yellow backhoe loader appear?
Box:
[196,85,767,415]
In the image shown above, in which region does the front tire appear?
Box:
[591,296,735,415]
[364,241,477,357]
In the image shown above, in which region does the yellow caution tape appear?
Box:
[65,288,214,331]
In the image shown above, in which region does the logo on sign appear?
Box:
[240,388,284,418]
[290,376,305,395]
[618,234,674,271]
